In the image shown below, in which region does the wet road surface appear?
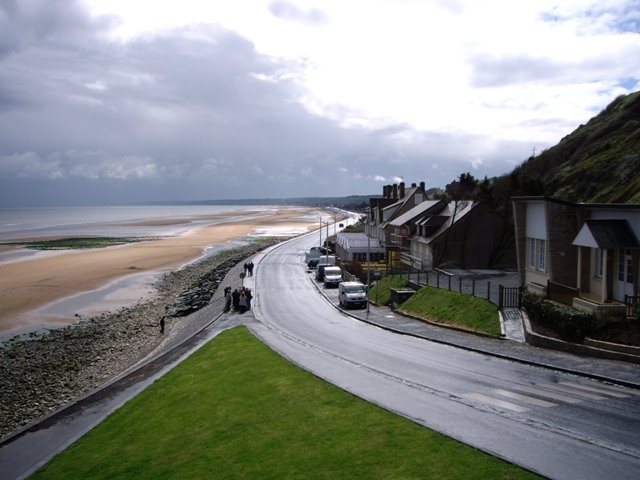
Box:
[2,228,640,480]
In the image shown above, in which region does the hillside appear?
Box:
[509,90,640,204]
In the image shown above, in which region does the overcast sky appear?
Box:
[1,0,638,206]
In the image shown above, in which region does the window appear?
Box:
[537,239,546,272]
[526,237,547,272]
[595,249,603,278]
[528,238,536,269]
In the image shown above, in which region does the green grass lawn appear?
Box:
[400,286,501,336]
[33,327,537,479]
[369,275,409,306]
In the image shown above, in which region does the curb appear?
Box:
[308,270,640,389]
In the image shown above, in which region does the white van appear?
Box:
[338,281,368,309]
[323,266,342,288]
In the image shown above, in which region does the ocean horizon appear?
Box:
[0,204,275,242]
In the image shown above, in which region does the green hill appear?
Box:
[508,90,640,204]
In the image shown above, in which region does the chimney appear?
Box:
[399,182,405,198]
[392,183,398,198]
[411,182,417,188]
[420,181,426,192]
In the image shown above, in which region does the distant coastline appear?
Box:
[0,205,336,337]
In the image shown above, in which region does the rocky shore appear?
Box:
[0,237,281,440]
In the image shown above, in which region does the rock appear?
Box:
[0,238,282,439]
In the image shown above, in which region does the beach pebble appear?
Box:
[0,238,280,440]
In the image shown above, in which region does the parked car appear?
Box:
[305,246,332,263]
[315,264,328,281]
[338,281,368,309]
[323,266,342,288]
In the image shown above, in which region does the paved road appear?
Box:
[249,231,640,480]
[3,228,640,480]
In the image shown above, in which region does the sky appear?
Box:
[0,0,639,206]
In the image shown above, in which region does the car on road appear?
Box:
[323,266,342,288]
[338,281,368,309]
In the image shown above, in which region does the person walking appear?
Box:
[224,287,232,312]
[245,288,252,310]
[159,316,165,335]
[248,261,254,276]
[232,288,240,311]
[238,290,248,313]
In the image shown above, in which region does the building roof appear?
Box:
[388,200,444,227]
[381,186,425,224]
[572,219,640,249]
[336,232,384,250]
[412,200,476,243]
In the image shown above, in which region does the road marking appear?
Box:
[492,389,558,408]
[513,385,583,404]
[462,393,530,412]
[559,382,631,398]
[540,383,608,400]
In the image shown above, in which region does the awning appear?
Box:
[572,219,640,249]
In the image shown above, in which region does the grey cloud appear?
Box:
[0,7,531,206]
[268,1,327,25]
[0,0,109,58]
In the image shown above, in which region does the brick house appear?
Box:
[366,181,508,270]
[409,200,507,270]
[512,196,640,315]
[366,181,429,267]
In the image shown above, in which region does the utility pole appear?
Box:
[366,232,371,316]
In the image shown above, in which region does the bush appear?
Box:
[523,292,595,343]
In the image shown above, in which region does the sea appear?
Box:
[0,205,317,340]
[0,205,273,241]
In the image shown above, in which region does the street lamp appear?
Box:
[367,228,371,315]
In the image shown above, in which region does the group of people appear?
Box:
[224,286,253,313]
[243,261,255,276]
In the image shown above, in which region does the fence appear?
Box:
[625,295,639,317]
[499,285,524,309]
[389,269,521,309]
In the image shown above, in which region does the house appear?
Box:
[366,181,509,270]
[512,196,640,316]
[366,181,429,267]
[335,232,386,262]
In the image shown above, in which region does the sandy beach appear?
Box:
[0,206,332,335]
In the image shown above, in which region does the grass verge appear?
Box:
[400,286,501,336]
[33,327,536,479]
[369,275,409,305]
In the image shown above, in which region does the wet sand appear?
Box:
[0,207,329,334]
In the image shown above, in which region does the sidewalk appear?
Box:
[2,251,638,479]
[310,271,640,389]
